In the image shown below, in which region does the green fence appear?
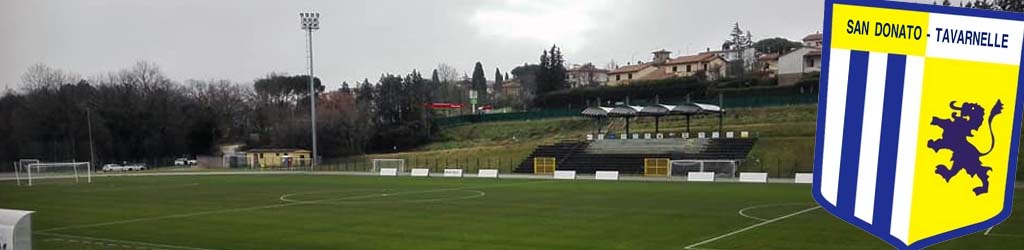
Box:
[692,94,819,109]
[434,109,579,127]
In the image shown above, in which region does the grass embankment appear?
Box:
[340,105,817,176]
[325,118,595,172]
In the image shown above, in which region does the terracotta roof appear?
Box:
[636,69,676,81]
[803,33,823,41]
[758,53,780,61]
[569,64,609,73]
[608,63,650,74]
[247,148,310,153]
[665,53,721,65]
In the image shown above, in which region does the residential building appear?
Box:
[607,62,657,86]
[246,148,312,168]
[567,63,609,88]
[607,50,728,85]
[803,32,823,48]
[501,78,523,98]
[661,53,728,80]
[701,46,758,77]
[757,53,781,78]
[777,46,822,85]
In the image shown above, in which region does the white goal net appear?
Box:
[670,160,738,177]
[371,159,405,174]
[16,162,92,186]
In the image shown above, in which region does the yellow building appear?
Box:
[246,148,312,168]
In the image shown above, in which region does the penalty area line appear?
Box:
[38,232,221,250]
[684,206,820,250]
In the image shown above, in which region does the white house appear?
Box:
[777,47,822,86]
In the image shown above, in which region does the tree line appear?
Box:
[0,45,571,166]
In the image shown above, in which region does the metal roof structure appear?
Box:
[581,103,723,117]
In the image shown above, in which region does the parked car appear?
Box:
[174,158,199,166]
[102,163,147,172]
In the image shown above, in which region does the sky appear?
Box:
[1,0,918,91]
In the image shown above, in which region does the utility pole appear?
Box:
[87,108,95,168]
[300,12,320,168]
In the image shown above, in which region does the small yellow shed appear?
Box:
[246,148,312,168]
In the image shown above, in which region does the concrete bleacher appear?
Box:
[515,136,757,175]
[586,138,705,155]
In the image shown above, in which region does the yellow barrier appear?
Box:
[644,158,670,176]
[534,157,556,174]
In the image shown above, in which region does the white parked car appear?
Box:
[174,158,199,166]
[102,163,147,172]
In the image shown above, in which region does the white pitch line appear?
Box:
[279,189,486,204]
[984,226,1024,238]
[684,206,821,250]
[41,180,548,233]
[39,232,220,250]
[736,203,814,222]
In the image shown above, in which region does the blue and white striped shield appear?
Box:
[814,0,1023,249]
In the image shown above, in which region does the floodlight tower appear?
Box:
[300,12,320,167]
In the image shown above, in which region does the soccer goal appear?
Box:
[17,162,92,186]
[669,160,738,177]
[371,159,405,175]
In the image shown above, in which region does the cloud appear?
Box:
[469,0,613,50]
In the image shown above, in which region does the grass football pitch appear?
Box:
[1,174,1021,250]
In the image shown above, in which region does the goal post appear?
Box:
[371,159,406,174]
[669,159,739,177]
[13,159,39,186]
[20,162,91,186]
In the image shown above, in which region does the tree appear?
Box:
[494,68,504,96]
[753,37,803,54]
[470,62,487,104]
[536,45,567,95]
[724,23,756,79]
[943,0,952,6]
[995,0,1024,11]
[435,63,460,83]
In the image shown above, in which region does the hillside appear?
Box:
[352,105,818,176]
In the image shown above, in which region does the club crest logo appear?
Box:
[815,0,1021,249]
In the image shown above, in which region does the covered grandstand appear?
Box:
[520,102,752,177]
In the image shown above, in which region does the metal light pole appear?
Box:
[300,12,320,168]
[87,108,95,167]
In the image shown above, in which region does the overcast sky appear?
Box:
[0,0,944,91]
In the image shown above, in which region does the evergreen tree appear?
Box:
[536,45,568,95]
[494,68,504,96]
[470,62,487,103]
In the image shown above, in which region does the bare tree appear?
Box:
[435,63,460,83]
[605,60,618,71]
[20,64,81,92]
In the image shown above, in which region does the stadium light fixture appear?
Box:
[300,12,320,168]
